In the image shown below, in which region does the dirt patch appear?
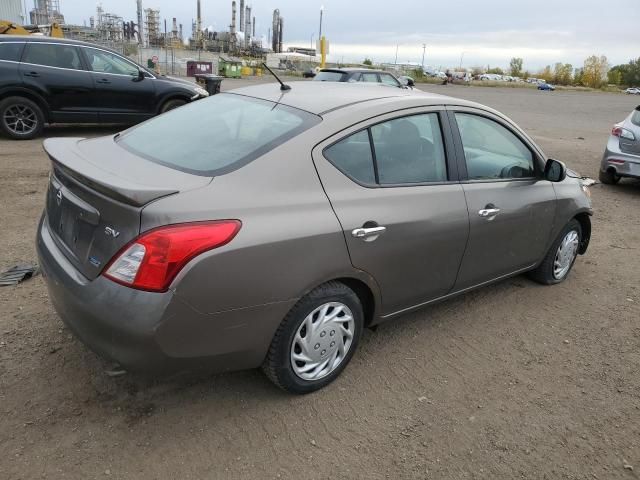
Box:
[1,83,639,479]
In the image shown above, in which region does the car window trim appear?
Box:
[321,107,458,189]
[446,106,546,183]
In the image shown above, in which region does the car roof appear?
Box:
[0,35,121,53]
[227,81,477,115]
[321,68,392,74]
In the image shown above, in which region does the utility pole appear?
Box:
[319,5,324,39]
[394,45,399,65]
[421,44,426,71]
[311,33,314,50]
[459,51,467,70]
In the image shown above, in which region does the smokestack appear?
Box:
[272,9,279,53]
[172,17,178,37]
[239,0,245,33]
[245,6,251,47]
[278,17,283,53]
[196,0,202,42]
[252,16,255,37]
[231,1,237,35]
[179,23,183,41]
[137,0,144,46]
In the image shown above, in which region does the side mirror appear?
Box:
[544,158,567,182]
[133,69,145,82]
[407,78,415,87]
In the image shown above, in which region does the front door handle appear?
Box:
[96,79,111,84]
[478,208,501,218]
[23,71,39,77]
[352,226,386,240]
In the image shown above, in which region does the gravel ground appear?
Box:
[1,80,639,479]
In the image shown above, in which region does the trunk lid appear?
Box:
[43,136,212,280]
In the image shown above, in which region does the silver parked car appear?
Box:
[600,105,640,184]
[37,82,593,393]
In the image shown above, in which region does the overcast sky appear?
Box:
[52,0,639,70]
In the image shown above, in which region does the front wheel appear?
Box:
[529,219,582,285]
[160,98,187,113]
[262,282,364,394]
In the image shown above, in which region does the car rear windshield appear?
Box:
[632,108,640,127]
[314,71,348,82]
[117,93,320,176]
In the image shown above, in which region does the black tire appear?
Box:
[262,281,364,394]
[0,96,45,140]
[160,98,187,113]
[528,219,582,285]
[599,169,620,185]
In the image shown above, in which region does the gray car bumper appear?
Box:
[601,136,640,179]
[36,214,293,374]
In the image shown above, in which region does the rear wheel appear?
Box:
[262,282,364,394]
[0,96,45,140]
[599,169,620,185]
[160,98,187,113]
[529,219,582,285]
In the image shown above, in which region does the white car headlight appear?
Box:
[193,86,209,97]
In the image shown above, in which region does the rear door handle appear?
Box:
[478,208,501,218]
[352,226,386,239]
[23,71,39,77]
[95,79,111,84]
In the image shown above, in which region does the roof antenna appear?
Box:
[262,63,291,91]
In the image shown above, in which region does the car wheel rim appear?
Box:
[290,302,355,381]
[3,104,38,135]
[553,230,579,280]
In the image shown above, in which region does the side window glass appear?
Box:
[84,48,139,76]
[0,42,25,62]
[23,43,82,70]
[361,73,379,83]
[380,74,400,87]
[371,114,448,184]
[455,113,535,180]
[324,130,376,184]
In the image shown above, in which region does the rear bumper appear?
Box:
[601,137,640,179]
[36,214,294,374]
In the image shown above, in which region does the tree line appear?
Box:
[503,56,640,89]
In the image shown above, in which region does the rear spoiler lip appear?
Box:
[43,137,179,207]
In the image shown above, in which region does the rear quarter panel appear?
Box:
[140,126,377,315]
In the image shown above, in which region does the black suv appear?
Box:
[0,36,209,139]
[312,68,406,88]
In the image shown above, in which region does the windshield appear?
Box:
[117,94,320,176]
[314,71,348,82]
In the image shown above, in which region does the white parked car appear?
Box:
[625,87,640,95]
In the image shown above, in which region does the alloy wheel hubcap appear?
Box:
[3,104,37,135]
[290,302,355,381]
[553,230,579,279]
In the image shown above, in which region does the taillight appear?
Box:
[103,221,241,292]
[612,125,636,141]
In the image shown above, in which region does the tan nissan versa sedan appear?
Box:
[37,82,592,394]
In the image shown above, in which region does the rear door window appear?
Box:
[324,130,376,184]
[0,42,25,62]
[372,114,448,184]
[360,72,379,83]
[631,109,640,127]
[314,71,347,82]
[118,93,320,176]
[22,43,83,70]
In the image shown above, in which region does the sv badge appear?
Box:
[104,226,120,238]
